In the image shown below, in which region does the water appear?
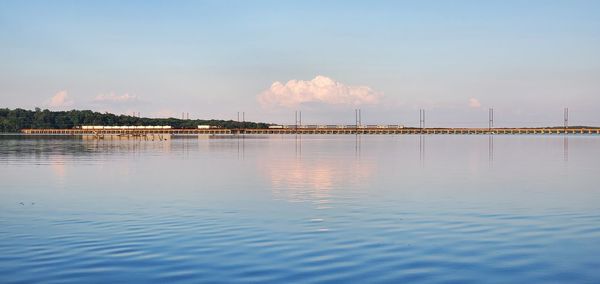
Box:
[1,134,600,283]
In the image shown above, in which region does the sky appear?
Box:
[1,0,599,127]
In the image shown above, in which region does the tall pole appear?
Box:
[299,111,302,127]
[355,109,358,132]
[242,111,246,135]
[295,111,298,130]
[564,107,569,129]
[489,108,494,130]
[359,109,362,126]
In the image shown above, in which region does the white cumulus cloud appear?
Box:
[48,90,74,108]
[468,98,481,108]
[93,93,139,104]
[258,75,382,108]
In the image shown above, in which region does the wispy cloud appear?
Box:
[258,75,382,108]
[48,90,74,108]
[93,92,139,104]
[468,98,482,108]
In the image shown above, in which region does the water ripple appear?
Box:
[2,136,600,283]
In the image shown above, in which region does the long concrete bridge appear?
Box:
[21,127,600,136]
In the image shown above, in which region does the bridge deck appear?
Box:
[20,128,600,135]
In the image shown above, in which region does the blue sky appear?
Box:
[1,0,599,126]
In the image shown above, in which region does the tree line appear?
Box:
[0,108,271,132]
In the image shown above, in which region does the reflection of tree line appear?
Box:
[0,137,90,159]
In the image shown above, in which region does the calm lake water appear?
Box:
[1,134,600,283]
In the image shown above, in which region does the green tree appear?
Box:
[0,108,271,132]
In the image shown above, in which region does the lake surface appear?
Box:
[1,134,600,283]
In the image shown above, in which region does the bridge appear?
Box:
[20,127,600,136]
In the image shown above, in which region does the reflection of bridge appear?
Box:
[21,127,600,135]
